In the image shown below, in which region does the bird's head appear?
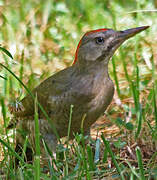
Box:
[73,26,149,66]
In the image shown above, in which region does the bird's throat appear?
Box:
[74,59,110,82]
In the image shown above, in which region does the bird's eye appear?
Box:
[95,37,104,44]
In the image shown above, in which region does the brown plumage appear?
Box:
[9,26,149,161]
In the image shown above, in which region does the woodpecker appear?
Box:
[9,26,149,158]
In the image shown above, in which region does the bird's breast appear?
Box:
[71,74,114,115]
[87,78,114,113]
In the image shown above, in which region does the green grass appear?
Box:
[0,0,157,179]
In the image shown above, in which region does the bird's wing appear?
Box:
[10,66,74,118]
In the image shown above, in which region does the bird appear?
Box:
[9,26,149,162]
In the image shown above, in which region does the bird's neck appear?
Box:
[74,59,110,79]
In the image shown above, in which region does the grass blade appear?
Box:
[101,134,125,180]
[94,138,100,163]
[135,104,143,139]
[67,104,74,141]
[34,93,40,180]
[112,57,121,97]
[87,145,95,171]
[0,138,24,164]
[0,47,13,59]
[0,75,7,80]
[136,146,146,180]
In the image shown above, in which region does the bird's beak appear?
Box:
[105,26,149,61]
[117,26,149,41]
